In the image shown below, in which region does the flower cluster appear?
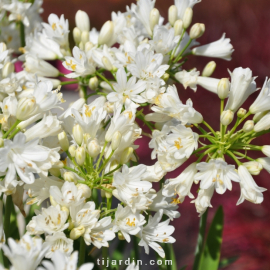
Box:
[0,0,269,269]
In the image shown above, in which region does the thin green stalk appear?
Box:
[232,151,255,161]
[133,237,140,263]
[107,197,112,210]
[226,150,242,166]
[20,21,25,47]
[96,141,108,169]
[102,247,108,270]
[173,38,192,63]
[96,71,116,92]
[60,80,78,86]
[80,85,88,101]
[170,29,186,61]
[220,99,225,140]
[227,118,240,139]
[196,146,217,162]
[104,165,122,176]
[8,127,21,140]
[4,196,12,268]
[136,114,154,132]
[2,119,20,139]
[63,166,85,178]
[192,145,213,155]
[202,121,217,138]
[78,237,86,266]
[238,111,251,126]
[192,209,208,270]
[98,150,115,173]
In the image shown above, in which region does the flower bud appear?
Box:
[75,146,86,166]
[118,232,125,241]
[243,120,254,132]
[120,147,134,164]
[0,43,7,52]
[173,20,183,37]
[73,27,81,44]
[100,190,106,198]
[63,172,77,184]
[253,111,269,123]
[150,8,160,31]
[262,145,270,157]
[98,21,114,46]
[0,138,4,148]
[217,78,230,99]
[254,112,270,132]
[88,139,101,158]
[69,145,76,157]
[16,97,37,121]
[72,124,83,145]
[189,23,205,39]
[89,76,99,90]
[75,10,90,32]
[183,7,193,29]
[110,160,119,171]
[85,41,94,52]
[111,131,122,151]
[81,31,89,44]
[257,157,270,173]
[78,41,84,50]
[169,5,178,26]
[202,61,216,77]
[161,73,170,82]
[220,110,234,126]
[2,62,14,78]
[61,206,69,215]
[105,191,112,199]
[243,161,263,175]
[58,131,69,152]
[70,226,85,240]
[102,56,113,71]
[237,108,247,119]
[83,133,91,144]
[77,183,91,199]
[68,217,74,230]
[49,168,61,177]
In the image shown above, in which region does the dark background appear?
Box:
[43,0,270,269]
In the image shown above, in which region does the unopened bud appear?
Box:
[2,62,14,78]
[105,191,112,199]
[88,139,101,158]
[150,8,160,31]
[16,97,37,121]
[243,120,254,132]
[69,145,76,157]
[183,7,193,29]
[89,76,99,90]
[0,138,4,148]
[78,41,84,50]
[75,10,90,32]
[63,171,77,184]
[110,160,119,171]
[169,5,178,26]
[189,23,205,39]
[85,41,94,52]
[0,43,7,52]
[262,145,270,157]
[70,226,85,240]
[243,161,263,175]
[161,73,170,82]
[254,113,270,132]
[81,31,89,44]
[98,21,114,46]
[202,61,216,77]
[83,133,91,144]
[49,168,61,177]
[120,147,134,164]
[220,110,234,126]
[73,27,81,44]
[77,184,91,199]
[217,78,230,99]
[102,56,113,71]
[118,232,125,241]
[237,108,247,119]
[68,217,74,230]
[72,124,83,145]
[253,111,269,123]
[100,190,106,198]
[75,147,86,166]
[111,131,122,151]
[174,19,183,36]
[58,131,69,152]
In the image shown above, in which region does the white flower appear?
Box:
[50,181,85,208]
[112,204,145,242]
[0,133,60,184]
[166,124,198,159]
[24,113,62,141]
[27,205,69,235]
[174,0,201,20]
[138,210,175,258]
[63,46,96,78]
[262,145,270,157]
[192,34,234,60]
[162,162,197,202]
[0,43,9,70]
[112,164,152,212]
[257,157,270,173]
[24,174,64,206]
[42,14,69,48]
[38,251,94,270]
[194,159,240,194]
[145,85,203,125]
[2,234,48,270]
[3,0,31,26]
[141,162,166,182]
[107,68,146,107]
[237,165,267,205]
[43,232,73,259]
[126,264,139,270]
[243,161,263,175]
[59,98,85,120]
[191,186,215,216]
[254,112,270,132]
[250,78,270,114]
[225,67,257,112]
[24,54,60,77]
[149,190,181,220]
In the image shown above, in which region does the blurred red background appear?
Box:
[42,0,270,269]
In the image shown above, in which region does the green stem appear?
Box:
[99,150,115,173]
[133,236,140,263]
[196,146,218,162]
[60,80,78,86]
[226,150,242,166]
[96,71,116,92]
[170,29,186,61]
[107,197,112,210]
[20,21,25,47]
[227,118,240,139]
[102,247,108,270]
[63,166,85,178]
[136,114,154,132]
[238,111,252,126]
[202,121,217,138]
[2,120,21,139]
[192,209,208,270]
[232,151,255,161]
[78,237,86,266]
[4,196,12,268]
[174,38,192,63]
[80,85,88,101]
[104,165,122,176]
[8,127,21,140]
[193,145,213,155]
[96,141,108,169]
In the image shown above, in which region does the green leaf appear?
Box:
[199,206,224,270]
